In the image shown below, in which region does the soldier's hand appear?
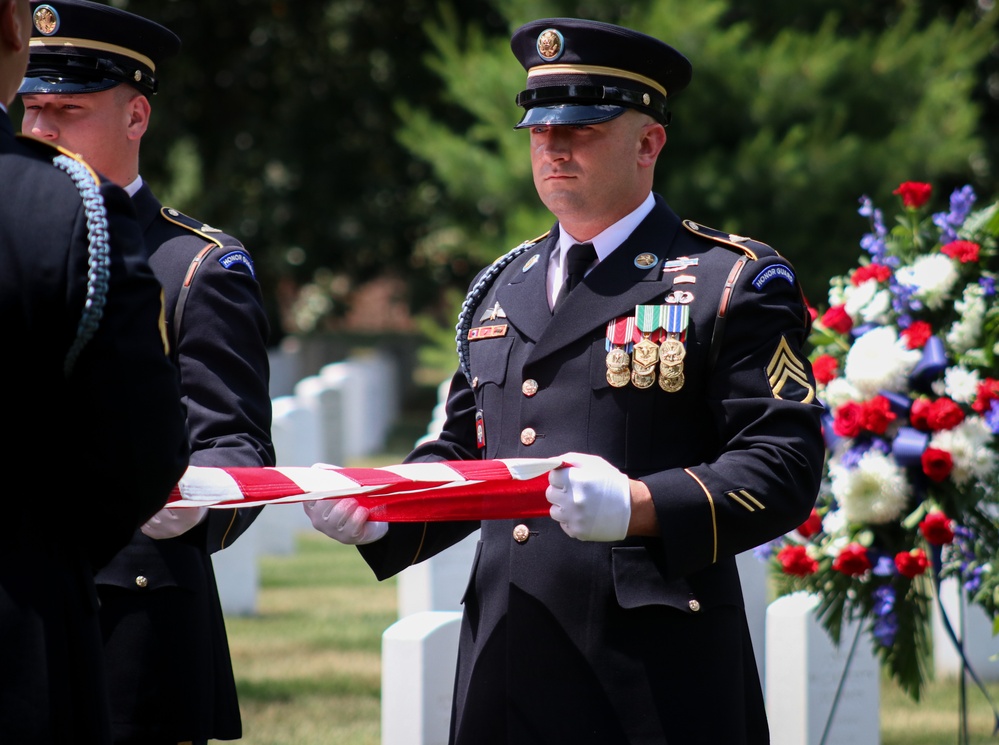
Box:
[303,497,388,545]
[546,453,631,542]
[140,506,208,540]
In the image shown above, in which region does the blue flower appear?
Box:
[873,613,899,647]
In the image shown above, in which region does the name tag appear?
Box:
[468,324,509,341]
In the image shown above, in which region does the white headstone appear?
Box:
[766,592,880,745]
[398,533,479,617]
[736,549,768,680]
[212,517,259,616]
[294,374,347,467]
[932,576,999,680]
[382,611,462,745]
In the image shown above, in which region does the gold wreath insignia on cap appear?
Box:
[537,29,564,61]
[33,5,59,36]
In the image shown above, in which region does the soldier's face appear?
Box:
[21,87,140,183]
[529,110,663,238]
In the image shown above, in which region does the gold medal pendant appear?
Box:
[659,371,685,392]
[659,337,686,365]
[632,337,659,368]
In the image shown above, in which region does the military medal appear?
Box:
[659,299,691,392]
[632,305,662,369]
[605,317,634,387]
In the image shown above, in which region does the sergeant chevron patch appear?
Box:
[766,336,815,403]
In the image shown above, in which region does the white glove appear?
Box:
[303,497,388,545]
[546,452,632,542]
[140,506,208,540]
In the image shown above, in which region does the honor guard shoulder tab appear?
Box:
[682,220,773,261]
[159,206,229,248]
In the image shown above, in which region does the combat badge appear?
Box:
[766,336,815,403]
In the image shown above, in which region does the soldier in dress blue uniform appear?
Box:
[0,0,190,740]
[306,17,825,745]
[19,2,274,743]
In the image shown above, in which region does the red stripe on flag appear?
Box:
[220,467,308,499]
[335,468,413,487]
[444,459,516,481]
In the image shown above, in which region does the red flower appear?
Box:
[820,305,853,334]
[797,509,823,539]
[778,545,818,576]
[920,510,955,545]
[921,447,954,482]
[972,378,999,414]
[833,401,864,438]
[893,181,933,209]
[925,397,965,431]
[910,397,931,430]
[832,543,871,576]
[861,396,896,435]
[901,321,933,350]
[851,264,893,286]
[813,354,839,385]
[895,549,930,579]
[941,240,980,263]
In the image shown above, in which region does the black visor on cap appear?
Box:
[19,73,121,95]
[514,103,627,129]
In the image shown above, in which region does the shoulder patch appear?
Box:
[752,263,796,291]
[16,134,101,185]
[682,220,773,260]
[159,207,226,247]
[217,249,256,278]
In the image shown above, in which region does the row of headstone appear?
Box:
[212,348,402,616]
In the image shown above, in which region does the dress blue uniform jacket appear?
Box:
[360,195,825,744]
[94,184,274,743]
[0,111,189,744]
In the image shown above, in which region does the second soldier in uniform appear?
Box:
[20,1,274,743]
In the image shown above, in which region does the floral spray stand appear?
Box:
[766,181,999,742]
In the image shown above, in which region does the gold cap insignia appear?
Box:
[33,5,59,36]
[537,29,564,61]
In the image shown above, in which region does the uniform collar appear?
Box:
[556,191,656,264]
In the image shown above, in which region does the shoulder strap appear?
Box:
[172,242,219,353]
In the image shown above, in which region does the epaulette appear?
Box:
[159,206,228,248]
[16,134,102,186]
[682,219,773,261]
[491,230,550,264]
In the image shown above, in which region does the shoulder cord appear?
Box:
[53,154,110,378]
[454,240,537,386]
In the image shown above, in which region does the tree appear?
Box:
[396,0,996,363]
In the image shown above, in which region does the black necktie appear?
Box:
[554,242,596,313]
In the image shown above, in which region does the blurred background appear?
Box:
[10,0,997,407]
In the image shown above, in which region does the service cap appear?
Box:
[510,18,691,129]
[19,0,180,97]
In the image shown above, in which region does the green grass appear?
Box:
[226,530,999,745]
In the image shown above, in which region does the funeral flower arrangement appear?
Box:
[766,181,999,698]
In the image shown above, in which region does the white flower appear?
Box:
[844,327,921,397]
[822,376,863,409]
[943,365,981,405]
[946,284,986,355]
[895,254,959,310]
[829,449,911,524]
[844,280,893,325]
[929,417,998,486]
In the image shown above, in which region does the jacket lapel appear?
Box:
[495,231,559,344]
[526,197,684,367]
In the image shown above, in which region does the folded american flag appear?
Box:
[168,457,564,521]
